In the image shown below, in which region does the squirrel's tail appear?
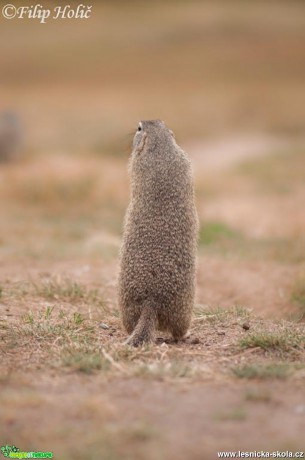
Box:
[125,303,157,347]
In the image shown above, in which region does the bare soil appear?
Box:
[1,140,304,458]
[1,2,305,458]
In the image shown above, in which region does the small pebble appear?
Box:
[99,323,110,330]
[190,337,200,344]
[184,337,200,344]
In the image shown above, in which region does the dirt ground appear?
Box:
[1,2,305,459]
[1,138,304,459]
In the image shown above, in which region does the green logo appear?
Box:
[1,447,19,458]
[1,446,53,459]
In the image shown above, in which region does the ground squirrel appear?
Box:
[0,111,22,162]
[118,120,198,346]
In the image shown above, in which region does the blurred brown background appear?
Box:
[1,0,304,316]
[2,1,305,150]
[1,2,305,458]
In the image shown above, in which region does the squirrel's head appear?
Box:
[132,119,175,154]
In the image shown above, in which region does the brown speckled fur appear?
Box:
[118,120,199,347]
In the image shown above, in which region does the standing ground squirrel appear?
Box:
[118,120,198,346]
[0,112,22,163]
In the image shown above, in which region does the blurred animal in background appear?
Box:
[0,111,23,162]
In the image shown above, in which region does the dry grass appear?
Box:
[1,279,305,456]
[291,277,305,318]
[2,297,305,382]
[32,277,103,305]
[239,330,305,354]
[1,136,304,460]
[232,362,304,380]
[233,363,297,380]
[1,1,305,457]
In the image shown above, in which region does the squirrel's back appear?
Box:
[118,120,198,346]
